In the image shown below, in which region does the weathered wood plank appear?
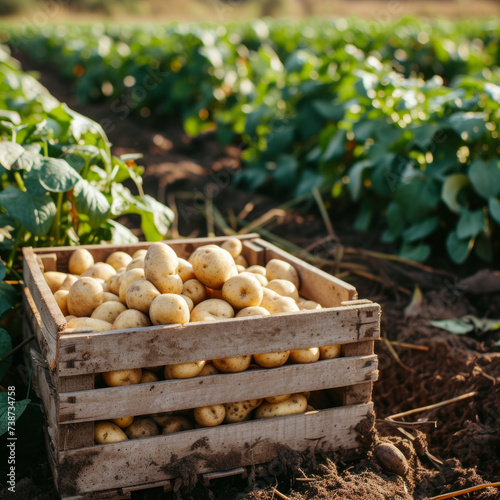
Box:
[59,403,373,496]
[241,240,265,266]
[58,303,380,376]
[343,341,374,406]
[39,253,58,272]
[255,239,357,306]
[58,355,377,423]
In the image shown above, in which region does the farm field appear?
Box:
[0,14,500,500]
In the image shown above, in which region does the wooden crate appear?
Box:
[22,234,380,499]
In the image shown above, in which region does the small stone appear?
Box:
[375,442,409,476]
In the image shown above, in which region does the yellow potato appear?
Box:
[234,255,248,268]
[221,238,243,259]
[289,348,320,364]
[235,306,271,318]
[187,244,220,264]
[149,294,190,325]
[124,417,159,439]
[140,370,159,383]
[178,258,196,282]
[58,274,79,291]
[118,268,145,303]
[108,271,125,295]
[265,259,300,289]
[193,405,226,427]
[266,279,299,301]
[43,271,67,293]
[68,248,94,275]
[298,300,322,310]
[102,368,142,387]
[182,279,208,305]
[144,242,179,291]
[112,309,151,330]
[260,288,299,314]
[236,265,246,273]
[105,251,132,271]
[198,362,220,376]
[253,351,289,368]
[213,355,252,373]
[245,265,267,277]
[222,274,263,310]
[53,289,69,316]
[164,360,206,379]
[125,279,161,314]
[94,278,111,293]
[91,301,127,324]
[161,415,193,434]
[94,421,128,444]
[255,394,308,419]
[190,299,234,323]
[153,274,183,295]
[240,271,268,286]
[150,411,191,426]
[192,247,236,289]
[265,394,292,404]
[132,248,148,259]
[65,315,77,323]
[126,256,145,271]
[67,277,104,317]
[319,345,342,360]
[224,399,262,423]
[179,294,194,312]
[81,262,117,282]
[111,416,134,428]
[67,317,112,332]
[102,292,121,303]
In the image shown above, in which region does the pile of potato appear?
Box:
[43,239,342,444]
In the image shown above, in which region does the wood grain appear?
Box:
[58,303,380,376]
[58,354,377,423]
[241,240,265,266]
[343,341,374,405]
[59,403,373,496]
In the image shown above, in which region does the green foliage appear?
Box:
[4,18,500,263]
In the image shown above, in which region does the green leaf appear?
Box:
[266,126,294,156]
[0,186,56,236]
[311,100,344,121]
[474,232,492,262]
[0,329,12,380]
[399,241,431,262]
[322,131,346,161]
[0,261,6,282]
[411,124,439,150]
[442,174,469,214]
[294,170,324,198]
[62,153,86,174]
[489,198,500,225]
[456,209,484,239]
[385,201,405,240]
[468,159,500,199]
[446,230,473,264]
[347,160,372,201]
[402,216,440,242]
[446,112,486,141]
[430,315,500,335]
[105,220,139,244]
[39,158,81,193]
[138,195,174,242]
[0,142,24,170]
[354,201,373,232]
[0,393,31,436]
[395,177,440,224]
[73,180,111,229]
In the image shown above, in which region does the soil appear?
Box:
[6,54,500,500]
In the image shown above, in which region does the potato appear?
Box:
[190,299,234,323]
[224,399,262,423]
[43,271,68,293]
[179,294,194,312]
[91,301,127,324]
[245,265,267,277]
[266,279,299,301]
[108,271,125,295]
[119,268,145,303]
[68,249,94,275]
[192,247,236,289]
[102,292,121,303]
[144,242,179,292]
[67,317,112,332]
[187,244,220,264]
[235,306,271,318]
[222,274,263,310]
[178,258,196,282]
[65,315,77,323]
[124,417,159,439]
[102,368,142,387]
[198,362,220,376]
[111,416,134,428]
[253,351,289,368]
[152,274,183,295]
[94,278,111,293]
[182,279,207,305]
[67,277,104,317]
[213,355,251,373]
[221,238,243,259]
[240,271,268,286]
[260,289,299,314]
[236,265,246,273]
[53,289,69,316]
[161,415,193,434]
[58,274,78,291]
[94,421,128,444]
[140,369,159,383]
[112,309,151,330]
[150,411,191,426]
[149,294,190,325]
[319,345,342,360]
[126,256,145,271]
[234,255,248,268]
[106,251,132,271]
[265,394,292,404]
[255,394,308,419]
[165,360,206,379]
[265,259,300,289]
[289,348,320,364]
[193,405,226,427]
[125,279,160,313]
[81,262,116,282]
[298,300,322,310]
[132,248,148,259]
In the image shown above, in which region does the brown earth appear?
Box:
[8,54,500,500]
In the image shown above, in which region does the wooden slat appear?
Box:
[255,239,357,307]
[343,341,374,405]
[58,303,380,376]
[39,253,58,272]
[58,403,373,496]
[58,355,378,423]
[241,240,265,266]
